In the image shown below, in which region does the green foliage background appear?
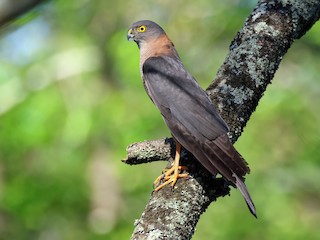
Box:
[0,0,320,239]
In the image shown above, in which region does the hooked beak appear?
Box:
[127,29,134,41]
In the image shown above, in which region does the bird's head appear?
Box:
[127,20,165,48]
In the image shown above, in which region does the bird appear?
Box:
[127,20,256,217]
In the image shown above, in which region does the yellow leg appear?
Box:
[153,142,188,192]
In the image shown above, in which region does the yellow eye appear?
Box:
[137,25,146,32]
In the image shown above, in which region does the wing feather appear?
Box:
[142,56,228,140]
[142,56,256,216]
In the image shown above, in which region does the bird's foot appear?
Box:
[153,165,188,192]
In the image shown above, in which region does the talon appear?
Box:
[153,142,189,192]
[153,173,166,186]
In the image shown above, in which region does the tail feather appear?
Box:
[233,173,257,218]
[197,134,257,217]
[172,127,256,217]
[213,134,250,176]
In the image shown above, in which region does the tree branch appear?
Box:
[0,0,47,27]
[123,138,174,165]
[125,1,320,239]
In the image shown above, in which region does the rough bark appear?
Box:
[124,1,320,239]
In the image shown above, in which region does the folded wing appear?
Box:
[142,56,256,217]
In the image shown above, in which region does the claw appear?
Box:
[153,142,189,192]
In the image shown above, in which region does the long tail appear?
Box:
[196,134,257,217]
[233,173,257,218]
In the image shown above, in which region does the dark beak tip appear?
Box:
[127,29,134,41]
[127,34,134,41]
